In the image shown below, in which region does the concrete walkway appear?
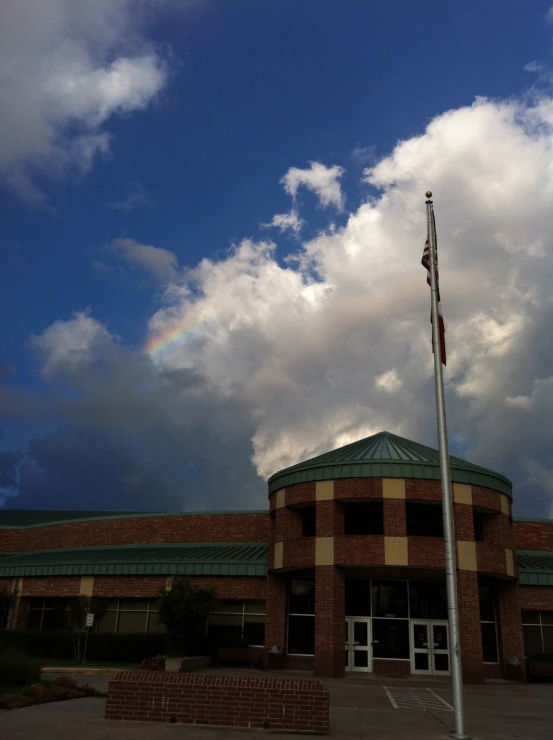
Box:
[1,673,552,739]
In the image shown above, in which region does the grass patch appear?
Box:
[41,658,140,669]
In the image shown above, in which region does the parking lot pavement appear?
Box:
[2,675,552,740]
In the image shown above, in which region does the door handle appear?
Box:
[422,643,428,647]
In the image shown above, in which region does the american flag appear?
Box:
[421,219,446,366]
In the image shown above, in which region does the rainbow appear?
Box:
[145,319,200,357]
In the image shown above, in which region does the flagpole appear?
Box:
[425,192,469,740]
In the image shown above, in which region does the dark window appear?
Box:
[301,506,316,537]
[473,511,486,542]
[372,619,409,659]
[287,615,315,654]
[406,502,444,537]
[409,582,447,620]
[481,623,498,663]
[343,501,383,535]
[345,580,371,616]
[26,598,69,631]
[478,585,495,622]
[522,611,553,655]
[372,581,408,619]
[288,579,315,615]
[243,616,265,646]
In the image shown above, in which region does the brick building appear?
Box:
[1,431,552,682]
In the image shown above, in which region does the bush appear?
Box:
[0,631,166,663]
[0,646,41,686]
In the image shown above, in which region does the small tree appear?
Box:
[67,596,108,662]
[157,578,217,656]
[0,585,15,630]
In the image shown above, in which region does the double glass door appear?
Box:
[410,621,450,676]
[345,618,371,672]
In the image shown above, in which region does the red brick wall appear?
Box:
[105,672,329,732]
[264,574,287,663]
[519,586,553,611]
[497,582,526,680]
[513,521,553,552]
[0,513,268,553]
[314,566,344,678]
[457,570,484,683]
[21,577,82,597]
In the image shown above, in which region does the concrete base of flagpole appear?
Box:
[449,732,471,739]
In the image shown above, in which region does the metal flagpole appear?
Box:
[425,191,469,740]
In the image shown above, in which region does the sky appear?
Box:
[1,0,553,517]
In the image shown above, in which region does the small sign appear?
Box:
[85,613,94,627]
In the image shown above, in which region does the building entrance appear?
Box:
[345,617,372,672]
[410,621,450,676]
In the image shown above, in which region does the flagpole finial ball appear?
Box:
[425,191,432,198]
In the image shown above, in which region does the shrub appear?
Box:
[0,646,41,686]
[157,578,217,656]
[527,652,553,662]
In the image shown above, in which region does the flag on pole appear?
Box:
[421,215,446,366]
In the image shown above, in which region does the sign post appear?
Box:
[83,613,94,664]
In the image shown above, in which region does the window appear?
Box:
[372,619,409,659]
[478,585,498,663]
[301,506,316,537]
[522,611,553,655]
[26,598,69,631]
[406,502,444,537]
[96,599,162,634]
[208,600,265,646]
[473,511,486,542]
[343,501,383,535]
[345,579,371,616]
[372,580,408,619]
[287,579,315,655]
[409,582,447,620]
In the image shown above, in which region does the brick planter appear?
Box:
[105,671,329,733]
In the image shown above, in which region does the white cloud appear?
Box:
[524,61,543,73]
[31,311,116,379]
[0,0,167,198]
[281,161,345,210]
[110,238,178,282]
[107,183,151,213]
[547,5,553,23]
[144,95,553,517]
[262,209,304,234]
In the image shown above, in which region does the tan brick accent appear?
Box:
[274,541,283,569]
[315,537,334,565]
[500,495,510,515]
[457,540,477,571]
[316,481,334,501]
[453,483,472,506]
[384,536,408,566]
[382,478,405,499]
[165,577,173,591]
[275,489,286,509]
[505,548,515,577]
[79,576,94,596]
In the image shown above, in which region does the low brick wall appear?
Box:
[105,671,329,733]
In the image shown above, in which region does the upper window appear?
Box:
[371,580,408,619]
[301,506,316,537]
[406,502,444,537]
[409,582,448,620]
[473,511,486,542]
[288,579,315,615]
[26,598,70,631]
[208,600,265,647]
[343,501,383,535]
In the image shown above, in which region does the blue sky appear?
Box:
[1,0,553,515]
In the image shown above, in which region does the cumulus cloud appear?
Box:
[3,94,553,516]
[262,209,304,234]
[281,161,345,210]
[524,61,543,74]
[547,5,553,23]
[31,311,116,379]
[0,0,167,199]
[109,238,178,282]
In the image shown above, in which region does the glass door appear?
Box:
[430,622,450,675]
[345,618,372,672]
[411,621,432,675]
[410,621,450,676]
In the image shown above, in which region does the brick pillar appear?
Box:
[497,581,526,681]
[264,573,287,665]
[314,565,345,678]
[457,570,484,682]
[383,499,406,536]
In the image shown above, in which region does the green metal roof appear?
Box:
[0,543,268,578]
[516,551,553,586]
[0,509,267,529]
[268,431,513,499]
